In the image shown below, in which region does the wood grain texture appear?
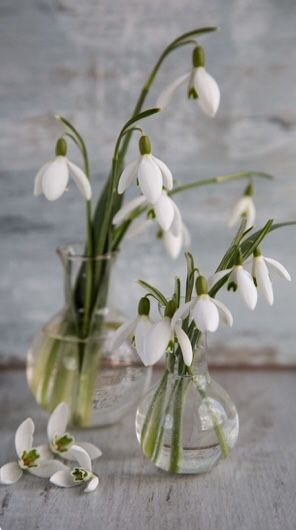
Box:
[0,370,295,530]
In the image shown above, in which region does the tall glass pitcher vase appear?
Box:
[26,245,151,427]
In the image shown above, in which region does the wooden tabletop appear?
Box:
[0,369,295,530]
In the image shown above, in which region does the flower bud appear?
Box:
[138,297,150,316]
[164,299,177,319]
[244,182,254,197]
[55,137,67,157]
[195,275,208,295]
[139,135,151,155]
[192,46,205,68]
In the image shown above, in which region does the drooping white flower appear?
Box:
[229,183,255,230]
[34,138,92,202]
[209,262,258,311]
[108,297,153,360]
[156,45,220,118]
[163,223,191,259]
[0,418,66,485]
[251,250,291,305]
[50,445,99,493]
[47,403,102,461]
[117,135,173,204]
[172,276,233,333]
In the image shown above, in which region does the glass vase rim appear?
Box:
[57,243,118,263]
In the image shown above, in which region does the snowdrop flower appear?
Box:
[251,248,291,305]
[50,445,99,493]
[47,403,102,461]
[229,183,255,230]
[117,135,173,204]
[141,300,193,366]
[156,45,220,117]
[34,138,92,202]
[171,276,233,333]
[108,297,153,361]
[113,191,183,238]
[0,418,66,485]
[209,257,258,311]
[163,223,191,259]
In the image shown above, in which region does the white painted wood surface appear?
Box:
[0,369,295,530]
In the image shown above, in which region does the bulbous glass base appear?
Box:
[27,308,152,428]
[135,370,239,474]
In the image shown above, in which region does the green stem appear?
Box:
[195,384,229,458]
[140,371,169,458]
[169,378,184,473]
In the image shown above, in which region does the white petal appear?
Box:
[108,319,137,351]
[174,325,193,366]
[235,266,257,310]
[134,316,153,360]
[50,469,75,488]
[191,295,219,332]
[171,301,193,330]
[194,67,220,117]
[112,195,147,225]
[67,160,92,200]
[208,269,232,290]
[143,318,172,366]
[36,444,54,461]
[73,443,102,460]
[156,73,190,110]
[138,155,163,204]
[30,460,68,478]
[152,156,173,190]
[182,224,191,248]
[126,219,154,240]
[84,475,99,493]
[41,156,69,201]
[254,257,273,305]
[229,196,254,228]
[163,230,183,259]
[33,161,51,196]
[154,193,175,231]
[264,257,291,281]
[47,402,69,442]
[69,445,92,472]
[0,462,22,484]
[117,159,139,194]
[211,298,233,327]
[170,202,183,237]
[15,418,34,457]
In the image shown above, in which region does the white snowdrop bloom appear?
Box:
[209,262,258,311]
[163,223,191,259]
[50,445,99,493]
[47,403,102,461]
[140,300,193,367]
[171,276,233,333]
[117,135,173,204]
[251,249,291,306]
[229,183,255,230]
[34,138,92,202]
[0,418,66,485]
[156,46,220,118]
[108,298,153,363]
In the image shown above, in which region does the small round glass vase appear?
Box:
[26,245,152,428]
[135,343,239,474]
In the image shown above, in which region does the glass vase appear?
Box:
[135,340,239,474]
[26,245,152,427]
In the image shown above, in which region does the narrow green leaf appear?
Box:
[174,277,181,307]
[121,108,160,135]
[137,280,167,306]
[241,219,274,257]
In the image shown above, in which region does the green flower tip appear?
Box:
[244,182,254,197]
[55,137,67,157]
[164,299,177,319]
[196,275,208,295]
[139,135,151,155]
[192,45,205,68]
[138,297,150,316]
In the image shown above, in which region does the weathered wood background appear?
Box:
[1,0,296,365]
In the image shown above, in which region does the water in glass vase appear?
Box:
[135,345,239,474]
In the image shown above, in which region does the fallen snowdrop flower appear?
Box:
[47,402,102,461]
[0,418,66,485]
[34,137,92,201]
[50,445,99,493]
